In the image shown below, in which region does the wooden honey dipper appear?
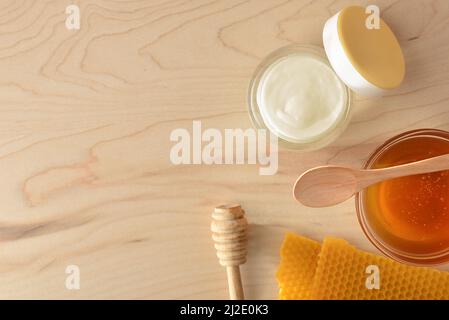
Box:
[211,204,248,300]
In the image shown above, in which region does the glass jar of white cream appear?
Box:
[248,45,352,150]
[248,6,405,150]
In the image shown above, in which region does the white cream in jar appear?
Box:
[255,51,348,144]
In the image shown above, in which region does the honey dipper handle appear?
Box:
[226,266,244,300]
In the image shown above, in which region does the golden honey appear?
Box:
[358,129,449,264]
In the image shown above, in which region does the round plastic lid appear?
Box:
[323,6,405,96]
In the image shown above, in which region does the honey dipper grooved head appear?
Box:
[211,204,248,267]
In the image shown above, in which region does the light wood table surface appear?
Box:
[0,0,448,299]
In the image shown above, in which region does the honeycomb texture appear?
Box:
[276,233,449,300]
[276,233,320,300]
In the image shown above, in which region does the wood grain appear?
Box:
[0,0,448,299]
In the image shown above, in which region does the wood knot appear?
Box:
[211,204,248,267]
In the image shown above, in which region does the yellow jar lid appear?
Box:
[337,6,405,90]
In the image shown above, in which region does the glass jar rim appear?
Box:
[355,128,449,266]
[247,44,352,151]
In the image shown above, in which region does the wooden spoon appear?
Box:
[293,154,449,208]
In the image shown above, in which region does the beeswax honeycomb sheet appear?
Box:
[277,233,449,300]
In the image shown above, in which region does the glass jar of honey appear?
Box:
[356,129,449,265]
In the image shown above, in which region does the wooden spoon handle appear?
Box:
[359,153,449,189]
